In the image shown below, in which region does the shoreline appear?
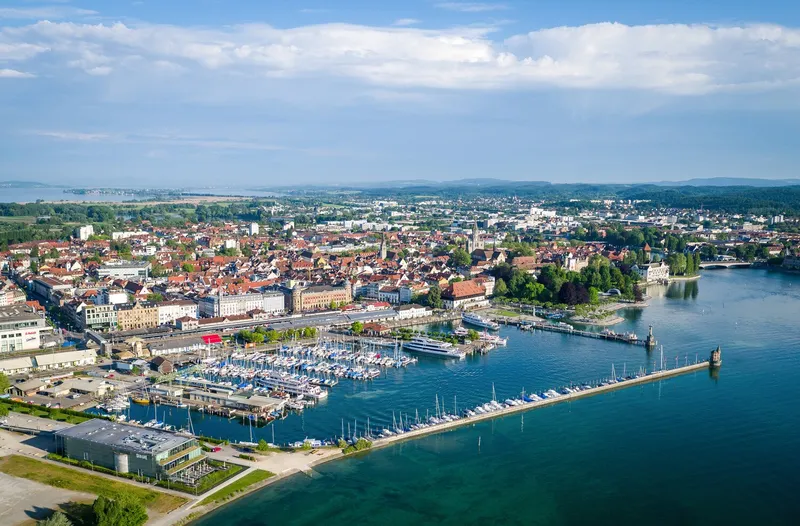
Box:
[176,360,712,525]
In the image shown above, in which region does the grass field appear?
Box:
[198,469,274,506]
[0,455,187,513]
[494,309,521,317]
[0,216,37,224]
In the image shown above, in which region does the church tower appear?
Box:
[467,223,483,253]
[379,233,388,260]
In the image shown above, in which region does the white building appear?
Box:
[97,261,151,281]
[0,304,49,353]
[156,300,200,325]
[395,304,430,320]
[199,292,285,318]
[75,225,94,241]
[96,288,129,306]
[634,262,670,283]
[0,349,96,375]
[248,222,260,236]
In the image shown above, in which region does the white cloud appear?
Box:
[0,68,35,78]
[3,20,800,95]
[33,130,110,140]
[29,130,340,155]
[435,2,509,12]
[0,7,97,19]
[392,19,421,27]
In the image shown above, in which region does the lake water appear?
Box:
[192,269,800,526]
[0,187,277,203]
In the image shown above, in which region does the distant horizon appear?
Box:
[4,175,800,191]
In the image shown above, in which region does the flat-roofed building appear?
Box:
[30,277,71,303]
[0,349,96,374]
[116,302,159,331]
[0,304,49,353]
[97,261,151,281]
[54,419,204,480]
[199,292,284,318]
[156,300,199,326]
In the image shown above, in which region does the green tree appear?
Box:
[38,511,72,526]
[91,494,148,526]
[47,247,60,260]
[351,321,364,335]
[0,405,9,418]
[0,372,9,393]
[449,248,472,268]
[493,278,508,297]
[427,285,443,309]
[181,262,196,273]
[588,287,600,304]
[257,439,270,451]
[466,329,480,341]
[146,293,164,303]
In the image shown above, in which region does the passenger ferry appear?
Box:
[402,337,466,359]
[461,312,500,331]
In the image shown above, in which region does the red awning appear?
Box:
[202,334,222,345]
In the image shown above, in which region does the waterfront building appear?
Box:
[0,304,50,353]
[54,419,204,480]
[147,336,207,357]
[97,261,151,281]
[441,280,489,310]
[198,292,285,318]
[396,304,430,320]
[116,302,159,331]
[633,262,670,283]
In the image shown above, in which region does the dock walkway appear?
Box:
[371,360,710,448]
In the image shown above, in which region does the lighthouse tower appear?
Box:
[645,325,657,350]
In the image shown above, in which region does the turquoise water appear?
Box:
[196,269,800,525]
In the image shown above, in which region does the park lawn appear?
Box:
[495,309,521,317]
[0,455,187,514]
[198,469,274,506]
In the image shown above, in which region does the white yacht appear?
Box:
[402,337,466,359]
[462,312,500,331]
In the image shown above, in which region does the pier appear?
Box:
[498,319,647,346]
[370,359,712,449]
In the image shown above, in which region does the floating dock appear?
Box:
[496,318,646,346]
[371,360,711,448]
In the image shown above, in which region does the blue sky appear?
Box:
[2,0,800,188]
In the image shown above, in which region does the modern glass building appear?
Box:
[54,419,205,481]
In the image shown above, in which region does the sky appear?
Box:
[2,0,800,188]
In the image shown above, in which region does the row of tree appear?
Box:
[492,255,641,306]
[238,326,318,344]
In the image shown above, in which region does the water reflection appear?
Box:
[665,280,699,300]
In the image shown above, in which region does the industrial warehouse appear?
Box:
[53,419,209,484]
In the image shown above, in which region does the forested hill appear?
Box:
[349,182,800,215]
